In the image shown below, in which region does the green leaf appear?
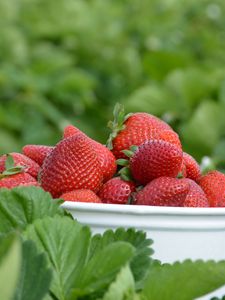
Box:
[5,153,15,170]
[141,260,225,300]
[88,228,153,290]
[0,186,65,235]
[13,240,52,300]
[100,265,138,300]
[70,241,135,299]
[23,216,91,300]
[116,159,129,167]
[0,234,21,300]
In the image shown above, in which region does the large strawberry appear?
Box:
[60,189,101,203]
[98,177,135,204]
[0,173,38,189]
[40,134,103,198]
[198,171,225,207]
[107,104,181,159]
[23,145,54,166]
[183,179,209,207]
[130,140,183,185]
[135,177,189,206]
[0,153,40,178]
[63,125,116,182]
[183,152,201,181]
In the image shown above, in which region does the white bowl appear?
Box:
[63,202,225,299]
[62,202,225,263]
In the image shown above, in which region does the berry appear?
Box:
[183,179,209,207]
[98,177,135,204]
[0,153,40,178]
[23,145,54,166]
[63,125,116,182]
[198,171,225,207]
[40,134,103,198]
[60,189,101,203]
[0,173,38,189]
[130,140,183,185]
[135,177,189,206]
[183,152,201,181]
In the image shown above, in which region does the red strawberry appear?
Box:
[63,125,116,182]
[98,177,136,204]
[198,171,225,207]
[183,152,201,181]
[0,173,38,189]
[130,140,183,185]
[23,145,54,166]
[0,153,40,178]
[107,104,180,159]
[40,134,103,198]
[135,177,189,206]
[60,189,101,203]
[183,179,209,207]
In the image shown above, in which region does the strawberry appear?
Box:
[198,171,225,207]
[0,173,38,189]
[60,189,101,203]
[107,104,181,159]
[135,177,189,206]
[63,125,116,182]
[23,145,54,166]
[130,140,183,185]
[0,153,40,178]
[40,134,103,198]
[183,179,209,207]
[183,152,201,181]
[98,177,136,204]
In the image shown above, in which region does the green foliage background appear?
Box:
[0,0,225,169]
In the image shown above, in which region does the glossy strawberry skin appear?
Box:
[98,177,136,204]
[135,177,189,206]
[198,171,225,207]
[40,135,103,198]
[111,112,181,159]
[0,173,38,189]
[63,125,116,182]
[0,153,40,178]
[23,145,54,166]
[130,140,183,185]
[183,179,209,207]
[183,152,201,181]
[60,189,101,203]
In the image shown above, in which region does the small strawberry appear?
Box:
[0,173,38,189]
[183,179,209,207]
[63,125,116,182]
[135,177,189,206]
[130,140,183,185]
[107,104,181,159]
[198,171,225,207]
[60,189,101,203]
[98,177,136,204]
[183,152,201,181]
[23,145,54,166]
[40,134,103,198]
[0,153,40,178]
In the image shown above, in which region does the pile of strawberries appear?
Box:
[0,104,225,207]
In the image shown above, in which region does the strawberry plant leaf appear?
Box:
[100,265,138,300]
[88,228,153,290]
[141,259,225,300]
[69,241,135,299]
[0,186,65,235]
[5,153,15,170]
[13,240,52,300]
[23,216,91,300]
[0,234,21,300]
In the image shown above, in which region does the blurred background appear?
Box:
[0,0,225,171]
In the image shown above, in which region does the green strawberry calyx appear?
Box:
[0,154,25,179]
[106,103,133,150]
[116,145,138,181]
